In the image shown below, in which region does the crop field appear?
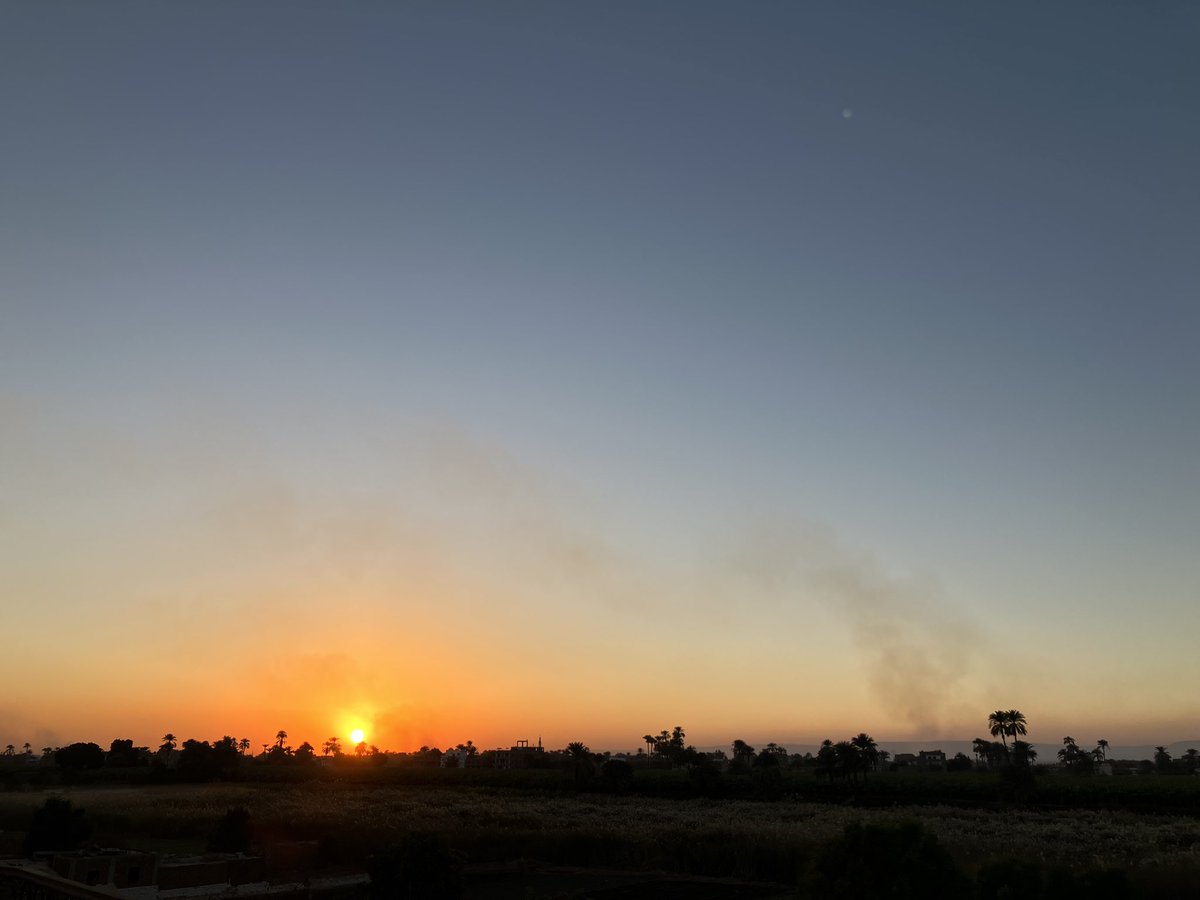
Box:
[2,779,1199,895]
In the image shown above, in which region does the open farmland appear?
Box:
[2,780,1199,896]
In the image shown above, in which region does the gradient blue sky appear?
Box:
[2,2,1198,752]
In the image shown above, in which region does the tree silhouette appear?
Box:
[275,730,288,749]
[323,736,343,757]
[1011,740,1037,768]
[1004,710,1028,744]
[1184,748,1198,775]
[816,739,837,783]
[1096,738,1109,761]
[988,711,1010,752]
[2,745,13,756]
[850,733,879,773]
[833,740,863,785]
[731,739,756,767]
[1154,746,1172,774]
[642,734,655,760]
[238,738,251,756]
[565,741,592,787]
[160,733,177,752]
[987,710,1027,758]
[971,737,990,767]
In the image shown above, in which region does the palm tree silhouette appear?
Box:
[642,734,655,760]
[160,733,177,752]
[323,736,342,757]
[972,737,991,766]
[1012,740,1037,768]
[1154,746,1172,773]
[833,740,862,784]
[731,739,755,765]
[275,730,288,749]
[238,738,251,756]
[2,745,13,756]
[816,739,837,783]
[1004,710,1028,744]
[987,710,1027,756]
[566,740,590,784]
[850,733,879,773]
[1096,738,1109,761]
[988,711,1010,752]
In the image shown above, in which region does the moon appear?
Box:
[350,728,365,744]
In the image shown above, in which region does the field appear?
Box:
[3,775,1200,897]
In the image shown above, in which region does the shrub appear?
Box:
[24,797,91,853]
[809,820,970,899]
[208,806,252,853]
[369,832,462,899]
[600,759,634,794]
[687,762,722,798]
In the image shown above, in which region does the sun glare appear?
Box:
[350,728,365,745]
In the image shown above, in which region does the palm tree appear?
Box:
[1154,746,1172,774]
[2,745,13,756]
[275,730,288,749]
[642,734,655,760]
[22,743,32,756]
[972,737,991,767]
[1011,740,1037,768]
[850,733,880,772]
[1184,748,1198,774]
[238,738,251,756]
[731,739,755,766]
[323,736,342,757]
[833,740,863,785]
[1004,710,1028,744]
[816,739,837,783]
[988,711,1010,752]
[160,733,177,752]
[1096,738,1109,761]
[566,741,591,786]
[987,710,1027,756]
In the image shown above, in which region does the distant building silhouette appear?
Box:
[492,738,544,770]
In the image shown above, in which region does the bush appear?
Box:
[25,797,91,853]
[600,759,634,794]
[809,820,970,899]
[369,832,462,899]
[208,806,252,853]
[687,763,722,798]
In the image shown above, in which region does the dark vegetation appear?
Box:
[3,714,1198,898]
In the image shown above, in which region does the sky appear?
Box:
[2,1,1198,755]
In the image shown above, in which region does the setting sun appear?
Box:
[350,728,365,745]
